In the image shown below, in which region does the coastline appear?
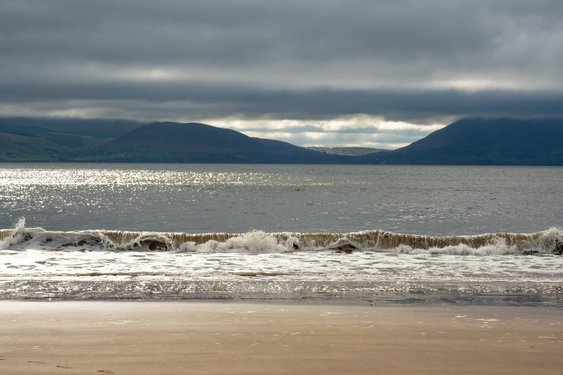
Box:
[1,301,562,374]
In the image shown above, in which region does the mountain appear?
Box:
[72,122,348,163]
[307,146,390,156]
[367,118,563,165]
[1,117,563,165]
[0,118,142,161]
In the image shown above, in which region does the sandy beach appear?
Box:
[0,301,561,375]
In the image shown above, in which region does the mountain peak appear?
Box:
[1,117,563,165]
[81,121,345,163]
[383,117,563,165]
[105,122,261,153]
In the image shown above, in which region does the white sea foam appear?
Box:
[1,219,562,255]
[1,219,561,302]
[1,165,561,302]
[178,231,292,253]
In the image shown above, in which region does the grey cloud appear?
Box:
[2,0,563,88]
[2,81,563,122]
[1,0,563,133]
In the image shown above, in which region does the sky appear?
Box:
[1,0,562,148]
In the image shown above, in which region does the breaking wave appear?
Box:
[1,218,561,255]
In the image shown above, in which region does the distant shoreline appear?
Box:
[2,160,563,166]
[2,117,563,165]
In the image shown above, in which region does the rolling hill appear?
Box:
[0,118,142,161]
[372,118,563,165]
[71,122,348,163]
[1,117,562,165]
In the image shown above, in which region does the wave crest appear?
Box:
[1,218,561,255]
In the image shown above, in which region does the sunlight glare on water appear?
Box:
[0,163,562,234]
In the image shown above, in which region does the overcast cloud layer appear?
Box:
[1,0,562,147]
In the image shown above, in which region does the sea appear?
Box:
[0,163,561,306]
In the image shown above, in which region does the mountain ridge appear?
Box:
[0,117,142,161]
[69,121,348,163]
[0,117,562,165]
[369,117,563,165]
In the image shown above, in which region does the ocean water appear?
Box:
[0,163,561,305]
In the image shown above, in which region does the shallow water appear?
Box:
[0,163,561,304]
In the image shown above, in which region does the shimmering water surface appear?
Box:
[1,163,562,234]
[0,163,561,304]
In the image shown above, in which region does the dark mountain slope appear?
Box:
[0,131,64,161]
[0,117,143,161]
[75,122,347,163]
[100,122,261,153]
[370,118,563,165]
[251,138,349,163]
[2,117,563,165]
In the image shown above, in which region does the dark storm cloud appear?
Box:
[2,81,562,121]
[3,0,561,68]
[1,0,563,132]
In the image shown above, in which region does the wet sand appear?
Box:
[0,301,562,374]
